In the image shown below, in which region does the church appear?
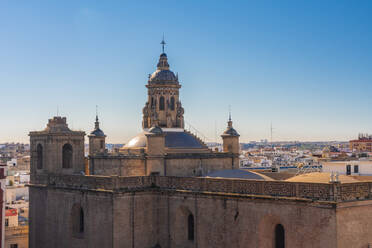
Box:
[28,44,372,248]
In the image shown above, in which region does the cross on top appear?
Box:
[161,36,166,53]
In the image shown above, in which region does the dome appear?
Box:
[90,128,105,137]
[123,130,206,149]
[89,116,105,137]
[149,70,178,83]
[148,53,179,85]
[223,127,239,136]
[205,169,273,181]
[221,119,240,137]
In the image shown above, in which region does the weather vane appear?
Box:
[161,35,166,53]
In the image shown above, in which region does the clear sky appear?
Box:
[1,0,372,143]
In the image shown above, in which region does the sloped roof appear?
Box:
[285,172,360,183]
[205,169,274,181]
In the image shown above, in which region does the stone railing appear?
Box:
[29,174,372,202]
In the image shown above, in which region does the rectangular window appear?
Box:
[354,165,359,173]
[5,219,9,227]
[10,244,18,248]
[346,165,351,175]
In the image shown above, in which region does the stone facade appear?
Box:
[29,117,85,175]
[89,153,237,177]
[29,174,372,248]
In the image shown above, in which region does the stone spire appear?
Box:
[94,114,100,130]
[228,107,233,129]
[221,112,240,156]
[222,113,239,137]
[88,109,106,156]
[90,108,105,137]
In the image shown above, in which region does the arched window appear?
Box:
[100,140,104,149]
[275,224,285,248]
[188,213,194,241]
[79,208,84,233]
[151,97,154,108]
[170,97,175,110]
[71,204,84,238]
[159,96,165,110]
[62,144,73,169]
[36,144,43,169]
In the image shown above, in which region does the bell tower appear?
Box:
[29,116,85,175]
[142,39,184,129]
[88,113,106,155]
[221,114,240,154]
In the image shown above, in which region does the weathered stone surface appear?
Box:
[29,174,372,248]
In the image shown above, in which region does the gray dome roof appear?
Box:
[90,128,105,137]
[148,53,179,85]
[223,127,239,136]
[149,70,178,84]
[124,131,205,149]
[221,119,240,137]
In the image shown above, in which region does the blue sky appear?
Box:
[1,0,372,143]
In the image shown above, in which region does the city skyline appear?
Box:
[1,1,372,143]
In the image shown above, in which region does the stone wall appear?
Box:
[89,156,146,176]
[89,153,238,177]
[29,175,372,248]
[162,192,337,248]
[336,200,372,248]
[29,187,113,248]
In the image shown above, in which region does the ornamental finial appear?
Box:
[161,35,166,53]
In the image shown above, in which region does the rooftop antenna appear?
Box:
[214,120,217,143]
[161,34,166,53]
[270,122,273,144]
[57,105,59,117]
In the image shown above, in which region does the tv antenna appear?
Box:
[270,122,274,144]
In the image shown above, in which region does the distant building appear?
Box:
[5,209,18,228]
[322,160,372,176]
[5,208,28,248]
[350,133,372,152]
[0,163,6,248]
[5,225,28,248]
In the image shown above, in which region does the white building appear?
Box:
[322,160,372,176]
[6,186,29,204]
[6,159,16,167]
